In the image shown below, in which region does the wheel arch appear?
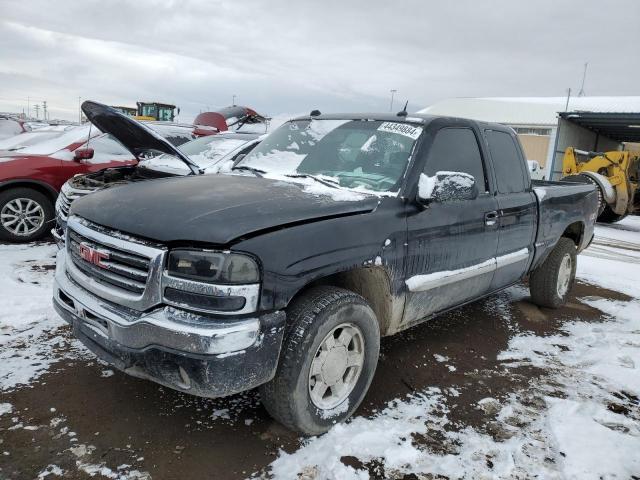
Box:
[0,179,58,204]
[287,266,404,337]
[561,221,585,247]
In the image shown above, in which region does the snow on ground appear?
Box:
[267,217,640,479]
[2,219,640,479]
[0,242,89,391]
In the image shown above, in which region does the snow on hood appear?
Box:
[70,173,380,244]
[7,124,100,155]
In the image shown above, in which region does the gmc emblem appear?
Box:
[79,243,109,268]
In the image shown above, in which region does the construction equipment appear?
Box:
[135,102,179,122]
[562,147,640,223]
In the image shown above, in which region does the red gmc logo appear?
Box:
[79,243,109,268]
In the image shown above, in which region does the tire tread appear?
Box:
[260,286,371,432]
[529,237,576,308]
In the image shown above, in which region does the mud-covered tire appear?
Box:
[0,188,54,242]
[260,286,380,435]
[529,238,577,308]
[598,205,628,224]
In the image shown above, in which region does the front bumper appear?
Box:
[53,249,286,397]
[52,222,65,248]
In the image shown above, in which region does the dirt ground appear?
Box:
[0,268,626,479]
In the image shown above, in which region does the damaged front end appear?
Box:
[53,165,174,247]
[52,216,286,397]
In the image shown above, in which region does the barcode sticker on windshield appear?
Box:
[377,122,422,139]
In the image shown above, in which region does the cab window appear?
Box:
[424,127,487,192]
[486,130,528,194]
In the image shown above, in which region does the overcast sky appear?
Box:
[1,0,639,122]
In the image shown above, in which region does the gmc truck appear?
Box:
[53,104,598,435]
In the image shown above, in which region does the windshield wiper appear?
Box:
[231,165,266,177]
[285,173,340,188]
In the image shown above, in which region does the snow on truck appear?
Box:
[53,102,599,434]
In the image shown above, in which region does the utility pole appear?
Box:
[42,100,47,121]
[565,88,572,111]
[27,97,30,119]
[578,62,588,97]
[78,96,82,123]
[232,95,236,106]
[389,89,397,112]
[34,104,40,119]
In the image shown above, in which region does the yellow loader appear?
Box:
[562,147,640,223]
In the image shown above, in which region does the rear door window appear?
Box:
[486,130,528,193]
[424,127,487,192]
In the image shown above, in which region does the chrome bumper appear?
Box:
[52,225,64,249]
[53,248,262,355]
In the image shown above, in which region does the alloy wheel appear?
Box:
[1,198,45,236]
[308,322,365,410]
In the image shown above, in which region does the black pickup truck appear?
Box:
[53,106,598,434]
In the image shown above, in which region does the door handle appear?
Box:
[485,211,499,226]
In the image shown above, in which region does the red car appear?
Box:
[0,105,266,243]
[0,125,138,242]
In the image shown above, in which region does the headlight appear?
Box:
[167,249,259,284]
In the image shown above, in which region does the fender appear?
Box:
[0,178,59,201]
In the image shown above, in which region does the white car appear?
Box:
[527,160,546,180]
[54,132,261,244]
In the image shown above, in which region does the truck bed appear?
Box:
[531,179,598,268]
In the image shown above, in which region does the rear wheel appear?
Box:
[260,286,380,435]
[0,188,53,242]
[529,238,577,308]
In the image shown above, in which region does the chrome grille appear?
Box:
[68,228,151,295]
[56,184,88,222]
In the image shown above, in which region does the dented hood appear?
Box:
[70,174,379,244]
[81,100,201,174]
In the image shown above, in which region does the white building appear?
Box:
[420,96,640,179]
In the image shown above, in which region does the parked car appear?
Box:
[0,116,26,140]
[527,159,546,180]
[53,109,598,435]
[54,127,261,243]
[0,125,80,156]
[0,121,209,242]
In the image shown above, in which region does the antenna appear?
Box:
[565,88,572,111]
[578,62,588,97]
[397,100,409,117]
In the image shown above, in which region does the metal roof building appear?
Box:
[419,96,640,179]
[419,96,640,126]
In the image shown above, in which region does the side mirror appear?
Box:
[73,148,94,161]
[417,171,478,204]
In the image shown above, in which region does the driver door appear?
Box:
[402,125,499,328]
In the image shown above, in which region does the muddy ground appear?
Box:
[0,273,626,479]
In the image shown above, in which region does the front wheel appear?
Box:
[529,237,577,308]
[260,286,380,435]
[0,188,54,242]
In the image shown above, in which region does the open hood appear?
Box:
[81,101,201,174]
